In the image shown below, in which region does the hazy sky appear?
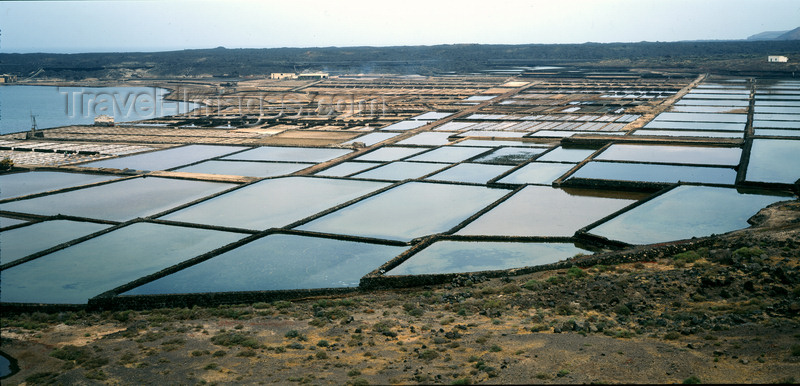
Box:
[2,0,799,53]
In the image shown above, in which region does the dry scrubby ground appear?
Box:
[2,201,800,385]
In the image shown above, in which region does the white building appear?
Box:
[270,72,298,80]
[768,55,789,63]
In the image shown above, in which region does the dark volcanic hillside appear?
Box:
[2,40,800,80]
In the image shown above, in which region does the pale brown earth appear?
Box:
[2,201,799,385]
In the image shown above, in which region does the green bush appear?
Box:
[523,280,545,291]
[210,332,261,349]
[418,349,439,360]
[683,375,701,384]
[733,247,764,259]
[567,267,587,279]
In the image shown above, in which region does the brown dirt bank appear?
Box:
[2,201,799,385]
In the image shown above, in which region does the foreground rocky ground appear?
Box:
[2,201,800,385]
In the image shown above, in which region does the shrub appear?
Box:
[523,280,545,291]
[489,345,502,352]
[210,332,261,349]
[418,350,439,360]
[663,332,681,340]
[84,369,107,381]
[683,375,701,384]
[733,247,764,259]
[0,157,13,171]
[614,304,632,316]
[567,267,587,279]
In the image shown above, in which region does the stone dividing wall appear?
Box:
[89,287,359,311]
[360,236,721,290]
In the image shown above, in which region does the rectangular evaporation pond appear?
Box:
[683,93,750,100]
[460,131,527,138]
[315,162,382,177]
[690,88,749,94]
[472,147,548,165]
[752,120,800,129]
[426,163,514,184]
[174,160,311,177]
[587,185,792,245]
[380,120,431,131]
[406,146,493,163]
[162,176,389,230]
[122,234,406,295]
[675,99,749,107]
[434,122,477,132]
[0,216,28,228]
[755,94,800,100]
[453,140,549,148]
[644,121,745,131]
[0,222,244,304]
[353,147,429,162]
[753,129,800,138]
[654,112,747,124]
[351,161,447,181]
[0,171,119,200]
[595,144,741,166]
[497,162,576,185]
[386,241,591,276]
[222,146,351,163]
[528,131,625,138]
[396,132,454,146]
[412,112,452,120]
[465,95,495,101]
[671,106,746,113]
[343,132,400,146]
[536,147,596,163]
[753,106,800,114]
[569,161,737,185]
[631,130,743,139]
[81,145,249,171]
[0,177,235,222]
[754,100,800,107]
[0,220,109,265]
[456,185,636,237]
[745,139,800,184]
[753,113,800,122]
[297,182,509,242]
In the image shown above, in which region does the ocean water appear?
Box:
[0,85,200,134]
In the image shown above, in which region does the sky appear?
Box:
[1,0,799,53]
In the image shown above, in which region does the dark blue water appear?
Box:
[0,85,200,134]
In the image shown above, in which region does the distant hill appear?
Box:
[748,26,800,41]
[776,26,800,40]
[748,30,790,40]
[2,40,800,80]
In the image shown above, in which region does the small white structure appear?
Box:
[270,72,298,80]
[768,55,789,63]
